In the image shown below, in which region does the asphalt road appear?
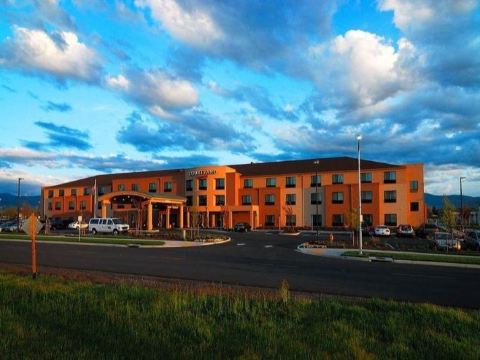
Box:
[1,232,479,308]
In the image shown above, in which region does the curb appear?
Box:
[0,237,231,249]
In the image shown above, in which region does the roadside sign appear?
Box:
[22,214,43,236]
[78,215,83,223]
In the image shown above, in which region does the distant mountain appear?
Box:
[0,193,41,209]
[425,193,480,209]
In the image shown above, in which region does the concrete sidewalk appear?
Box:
[297,246,480,269]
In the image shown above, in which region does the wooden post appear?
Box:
[29,214,37,279]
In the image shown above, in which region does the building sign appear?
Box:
[188,169,216,177]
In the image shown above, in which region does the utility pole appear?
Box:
[460,177,466,228]
[356,135,363,255]
[17,177,24,232]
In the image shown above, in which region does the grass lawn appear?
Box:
[0,272,479,359]
[0,233,164,246]
[343,251,480,265]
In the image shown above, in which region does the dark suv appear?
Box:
[416,223,446,239]
[234,222,252,232]
[49,217,73,231]
[464,230,480,250]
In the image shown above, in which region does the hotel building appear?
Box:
[41,157,426,230]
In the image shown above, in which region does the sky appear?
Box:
[0,0,479,196]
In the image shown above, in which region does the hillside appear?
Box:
[425,193,480,209]
[0,193,41,209]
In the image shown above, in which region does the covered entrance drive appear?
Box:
[98,191,186,231]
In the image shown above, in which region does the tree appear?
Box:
[344,208,360,231]
[440,196,456,233]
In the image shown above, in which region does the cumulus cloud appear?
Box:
[135,0,224,48]
[22,121,92,151]
[105,68,198,117]
[0,26,102,83]
[379,0,480,87]
[306,30,418,113]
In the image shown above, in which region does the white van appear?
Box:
[88,218,129,235]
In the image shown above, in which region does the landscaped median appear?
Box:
[342,250,480,266]
[0,233,165,246]
[0,271,479,359]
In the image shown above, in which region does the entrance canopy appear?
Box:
[98,190,186,206]
[98,191,186,230]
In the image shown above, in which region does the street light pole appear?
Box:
[17,177,24,232]
[460,177,466,228]
[356,135,363,255]
[314,160,320,242]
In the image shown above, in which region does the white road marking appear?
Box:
[237,243,245,246]
[264,245,273,248]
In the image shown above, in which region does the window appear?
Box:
[244,179,253,188]
[55,201,61,210]
[311,192,322,204]
[198,195,207,206]
[361,191,373,203]
[83,187,90,196]
[312,214,322,227]
[148,182,157,193]
[286,194,296,205]
[361,172,372,183]
[118,184,125,191]
[410,180,419,192]
[384,171,396,184]
[59,189,65,196]
[265,194,275,205]
[117,204,125,209]
[332,174,343,184]
[80,200,87,210]
[71,189,77,196]
[48,190,54,198]
[265,215,275,226]
[286,176,296,188]
[310,175,321,187]
[332,214,344,226]
[286,214,296,226]
[90,219,99,225]
[266,177,276,187]
[186,179,193,191]
[215,178,225,190]
[68,201,75,210]
[242,195,252,205]
[98,186,106,196]
[186,196,193,206]
[164,181,172,192]
[384,214,397,226]
[363,214,373,227]
[131,184,139,191]
[47,202,52,210]
[410,202,419,212]
[384,191,397,203]
[198,179,207,190]
[332,192,344,204]
[215,195,225,206]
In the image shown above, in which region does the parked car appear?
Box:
[88,218,129,235]
[373,225,391,237]
[234,222,251,232]
[416,223,446,239]
[397,224,415,237]
[0,220,18,232]
[434,232,462,251]
[464,230,480,250]
[68,221,88,230]
[49,217,73,231]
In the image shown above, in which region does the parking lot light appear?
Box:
[356,135,363,255]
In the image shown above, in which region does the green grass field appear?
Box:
[343,251,480,265]
[0,233,165,246]
[0,272,479,359]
